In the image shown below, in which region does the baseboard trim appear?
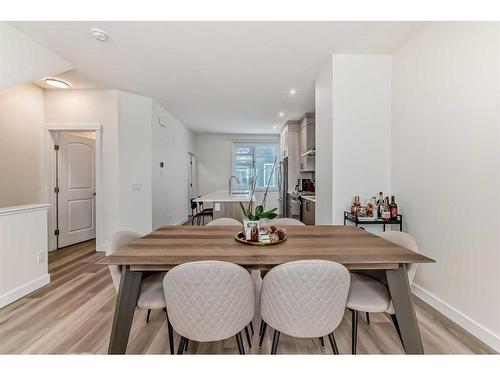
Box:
[412,283,500,352]
[174,217,189,226]
[0,274,50,309]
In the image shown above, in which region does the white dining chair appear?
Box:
[273,218,305,226]
[206,218,243,226]
[107,231,174,354]
[346,231,421,354]
[163,261,255,354]
[257,216,305,341]
[260,260,350,354]
[205,216,254,345]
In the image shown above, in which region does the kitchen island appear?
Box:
[194,190,255,222]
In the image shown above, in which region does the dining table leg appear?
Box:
[108,266,143,354]
[385,264,424,354]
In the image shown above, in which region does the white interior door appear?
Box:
[57,133,96,248]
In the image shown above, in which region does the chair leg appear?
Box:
[163,308,174,355]
[271,330,280,355]
[259,319,264,337]
[328,332,339,354]
[177,337,186,354]
[191,215,195,225]
[244,325,252,348]
[366,312,370,325]
[351,309,358,355]
[249,321,254,335]
[390,314,405,349]
[259,322,268,346]
[184,338,189,352]
[146,309,151,323]
[236,332,245,354]
[319,337,324,346]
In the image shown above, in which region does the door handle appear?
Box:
[92,192,96,196]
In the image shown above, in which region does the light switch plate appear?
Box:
[131,184,142,191]
[214,203,221,211]
[37,251,46,264]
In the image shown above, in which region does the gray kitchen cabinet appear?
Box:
[301,198,315,225]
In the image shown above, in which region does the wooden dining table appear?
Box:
[98,225,434,354]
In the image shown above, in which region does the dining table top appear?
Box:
[98,225,434,271]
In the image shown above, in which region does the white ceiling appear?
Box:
[11,21,424,134]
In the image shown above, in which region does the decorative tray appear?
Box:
[234,231,287,246]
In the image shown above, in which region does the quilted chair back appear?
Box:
[107,230,141,292]
[261,260,350,338]
[379,231,420,284]
[206,218,243,226]
[163,261,255,342]
[273,218,305,226]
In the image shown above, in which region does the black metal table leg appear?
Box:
[107,266,143,354]
[386,265,424,354]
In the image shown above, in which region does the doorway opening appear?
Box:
[44,124,102,252]
[188,152,196,213]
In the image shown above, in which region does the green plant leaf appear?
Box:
[255,205,264,215]
[262,211,278,219]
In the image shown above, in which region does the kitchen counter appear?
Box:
[194,190,255,222]
[194,190,255,203]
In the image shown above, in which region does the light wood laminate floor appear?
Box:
[0,239,495,354]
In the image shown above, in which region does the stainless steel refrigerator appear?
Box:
[278,158,288,217]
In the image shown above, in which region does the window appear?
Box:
[233,142,279,190]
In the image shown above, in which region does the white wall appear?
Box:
[117,91,153,234]
[0,22,72,90]
[195,133,281,213]
[151,100,195,228]
[392,22,500,351]
[44,89,120,249]
[332,55,392,225]
[0,84,45,207]
[315,55,392,226]
[315,59,334,224]
[0,205,50,308]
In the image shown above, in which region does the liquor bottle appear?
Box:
[382,197,391,221]
[350,196,357,215]
[372,196,378,218]
[377,192,384,217]
[390,195,398,220]
[367,199,373,217]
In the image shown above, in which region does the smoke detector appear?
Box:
[91,28,109,41]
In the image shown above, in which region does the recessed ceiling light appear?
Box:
[44,78,70,89]
[91,28,109,41]
[278,112,285,117]
[289,89,297,95]
[272,125,278,129]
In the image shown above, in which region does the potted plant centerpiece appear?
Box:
[239,155,278,242]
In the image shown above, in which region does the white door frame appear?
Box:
[43,123,103,251]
